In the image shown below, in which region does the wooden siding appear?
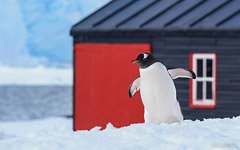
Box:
[152,37,240,120]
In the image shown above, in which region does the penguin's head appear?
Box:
[131,52,158,69]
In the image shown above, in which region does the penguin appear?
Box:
[129,52,196,124]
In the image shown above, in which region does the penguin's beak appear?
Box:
[131,59,139,64]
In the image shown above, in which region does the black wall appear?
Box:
[152,37,240,120]
[74,32,240,120]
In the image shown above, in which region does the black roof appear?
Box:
[71,0,240,37]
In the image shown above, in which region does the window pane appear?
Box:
[197,59,203,77]
[206,81,213,99]
[197,81,203,100]
[207,59,213,77]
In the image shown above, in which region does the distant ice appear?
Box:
[0,117,239,150]
[0,66,72,85]
[0,0,110,67]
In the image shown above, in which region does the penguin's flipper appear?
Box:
[168,68,196,79]
[128,77,140,98]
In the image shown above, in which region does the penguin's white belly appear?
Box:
[140,63,183,124]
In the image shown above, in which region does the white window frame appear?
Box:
[190,53,216,108]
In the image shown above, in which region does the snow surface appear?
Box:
[0,117,239,150]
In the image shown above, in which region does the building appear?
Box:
[71,0,240,130]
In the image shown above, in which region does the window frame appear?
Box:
[189,53,217,109]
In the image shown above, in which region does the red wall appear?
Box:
[74,43,151,130]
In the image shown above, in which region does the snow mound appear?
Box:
[0,117,239,150]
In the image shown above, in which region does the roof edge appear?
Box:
[71,28,240,38]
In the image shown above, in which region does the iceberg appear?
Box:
[0,0,109,67]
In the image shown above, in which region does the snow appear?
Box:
[0,117,239,150]
[0,66,72,85]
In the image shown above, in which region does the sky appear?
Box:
[0,0,110,85]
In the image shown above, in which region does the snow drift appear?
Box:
[0,117,239,150]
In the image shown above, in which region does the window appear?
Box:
[189,53,217,108]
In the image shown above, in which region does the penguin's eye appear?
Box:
[143,53,148,60]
